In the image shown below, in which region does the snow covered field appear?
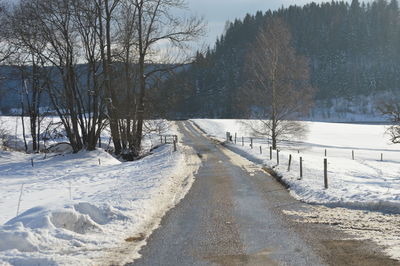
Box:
[192,119,400,212]
[192,119,400,260]
[0,118,200,265]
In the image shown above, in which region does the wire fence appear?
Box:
[225,131,400,190]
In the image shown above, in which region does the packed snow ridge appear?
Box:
[0,120,201,265]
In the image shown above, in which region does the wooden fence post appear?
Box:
[234,133,237,144]
[300,157,303,179]
[242,136,244,146]
[16,184,24,216]
[31,159,34,167]
[325,149,327,157]
[288,154,292,172]
[69,180,72,201]
[260,146,262,154]
[352,150,354,160]
[98,158,101,165]
[277,150,280,165]
[173,140,177,152]
[270,147,272,160]
[381,153,383,161]
[250,138,253,149]
[160,135,163,143]
[324,158,328,189]
[164,136,167,144]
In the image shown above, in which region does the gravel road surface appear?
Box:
[129,121,398,266]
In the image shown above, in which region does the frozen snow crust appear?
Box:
[0,122,200,265]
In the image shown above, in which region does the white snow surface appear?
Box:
[192,119,400,260]
[283,206,400,261]
[0,120,201,265]
[191,119,400,212]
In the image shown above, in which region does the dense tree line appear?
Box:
[161,0,400,118]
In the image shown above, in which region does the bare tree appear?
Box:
[96,0,204,159]
[93,0,125,155]
[130,0,204,155]
[4,0,202,157]
[378,101,400,144]
[242,18,314,149]
[8,0,124,154]
[113,0,139,157]
[0,2,15,64]
[24,0,87,153]
[14,0,108,153]
[6,2,49,153]
[72,0,108,151]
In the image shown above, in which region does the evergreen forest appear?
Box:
[159,0,400,118]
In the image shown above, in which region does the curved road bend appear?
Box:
[129,121,398,266]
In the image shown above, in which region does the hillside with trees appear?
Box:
[161,0,400,118]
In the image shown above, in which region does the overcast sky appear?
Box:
[185,0,350,47]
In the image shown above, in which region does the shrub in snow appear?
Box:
[0,119,10,149]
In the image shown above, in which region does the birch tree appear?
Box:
[243,18,314,149]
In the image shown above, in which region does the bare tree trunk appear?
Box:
[130,0,203,155]
[135,53,145,152]
[20,84,28,153]
[30,58,38,152]
[98,0,122,155]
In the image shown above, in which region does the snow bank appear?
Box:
[0,123,201,265]
[192,119,400,212]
